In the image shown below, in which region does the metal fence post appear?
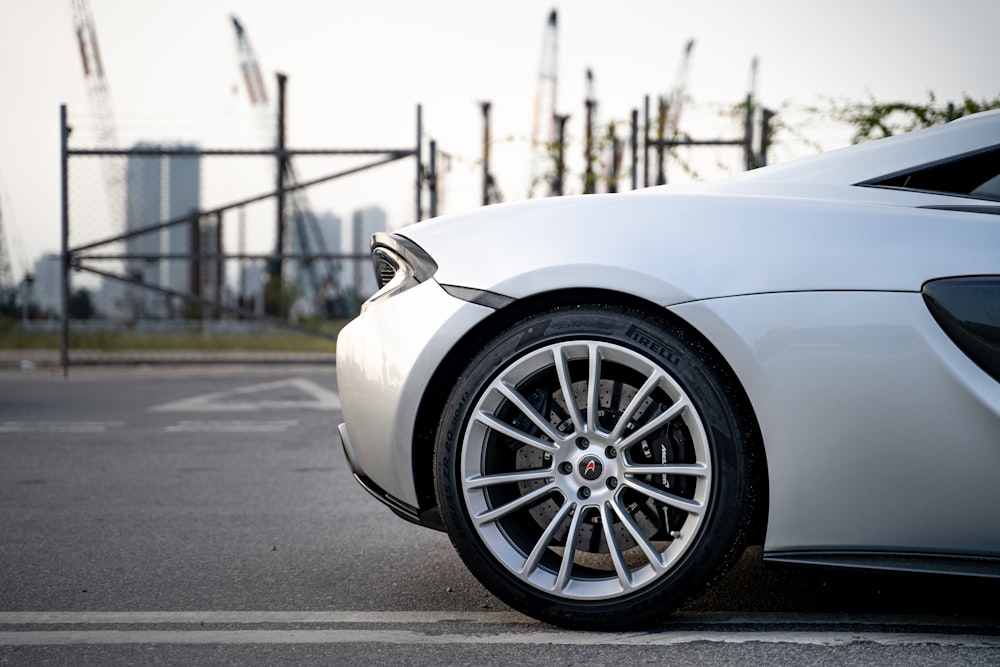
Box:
[428,139,438,219]
[630,109,638,191]
[643,96,650,188]
[481,101,491,206]
[415,104,423,222]
[272,73,287,284]
[60,105,70,377]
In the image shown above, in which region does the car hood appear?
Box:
[395,111,1000,306]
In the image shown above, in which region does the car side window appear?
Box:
[865,146,1000,202]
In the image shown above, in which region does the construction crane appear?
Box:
[232,17,269,108]
[70,0,124,234]
[655,39,695,184]
[230,16,337,314]
[528,8,559,198]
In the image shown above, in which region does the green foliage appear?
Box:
[831,92,1000,144]
[263,276,300,319]
[67,288,95,320]
[0,291,17,317]
[0,321,344,352]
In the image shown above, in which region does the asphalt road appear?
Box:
[1,365,998,665]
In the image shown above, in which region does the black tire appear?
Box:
[434,303,760,629]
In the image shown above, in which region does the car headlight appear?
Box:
[363,232,438,312]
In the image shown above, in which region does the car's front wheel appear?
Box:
[434,303,760,628]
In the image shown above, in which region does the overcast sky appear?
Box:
[1,0,998,277]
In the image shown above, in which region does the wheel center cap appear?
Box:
[578,455,604,481]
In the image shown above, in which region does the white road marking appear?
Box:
[0,421,124,434]
[164,420,299,433]
[0,611,997,648]
[149,378,340,413]
[1,629,998,648]
[0,611,532,625]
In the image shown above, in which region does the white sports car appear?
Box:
[335,110,1000,628]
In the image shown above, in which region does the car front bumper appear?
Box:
[336,278,495,515]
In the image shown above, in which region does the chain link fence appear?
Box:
[59,103,428,371]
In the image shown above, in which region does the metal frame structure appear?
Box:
[59,102,431,374]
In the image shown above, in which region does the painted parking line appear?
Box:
[0,421,124,434]
[164,420,300,433]
[1,611,997,648]
[0,611,532,625]
[150,378,340,413]
[3,628,997,647]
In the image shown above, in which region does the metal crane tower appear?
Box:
[528,8,559,198]
[230,16,337,312]
[655,39,695,184]
[662,39,695,144]
[70,0,124,233]
[232,17,269,108]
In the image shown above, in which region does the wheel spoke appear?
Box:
[494,382,566,445]
[586,343,601,434]
[555,505,585,593]
[519,498,574,578]
[615,397,687,451]
[599,502,635,591]
[622,462,709,479]
[465,468,554,490]
[553,345,586,434]
[609,496,669,573]
[622,476,705,515]
[472,480,556,526]
[473,411,559,454]
[608,369,664,442]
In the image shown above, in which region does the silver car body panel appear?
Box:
[336,110,1000,557]
[671,291,1000,555]
[337,279,492,507]
[401,191,999,306]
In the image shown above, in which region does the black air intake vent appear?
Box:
[372,249,399,290]
[923,276,1000,383]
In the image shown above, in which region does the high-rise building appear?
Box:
[124,143,162,301]
[123,143,200,318]
[164,149,201,296]
[31,253,61,316]
[313,211,345,317]
[314,211,342,258]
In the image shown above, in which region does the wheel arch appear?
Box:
[410,286,770,543]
